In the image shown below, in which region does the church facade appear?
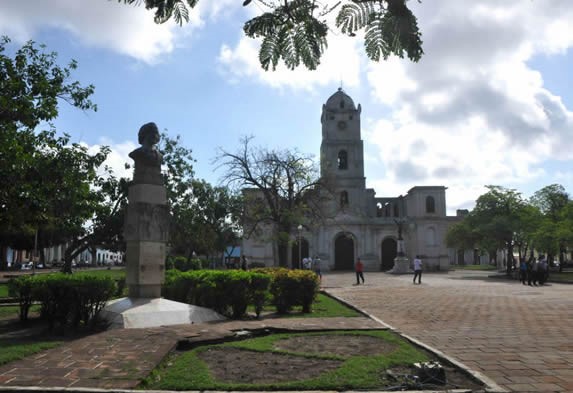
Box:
[242,89,461,271]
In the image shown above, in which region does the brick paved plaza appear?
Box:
[0,269,571,392]
[324,270,573,392]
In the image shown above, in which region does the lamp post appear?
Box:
[297,224,303,269]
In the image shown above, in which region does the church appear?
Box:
[242,88,461,271]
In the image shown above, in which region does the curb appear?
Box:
[326,292,507,393]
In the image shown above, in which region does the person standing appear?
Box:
[312,256,322,282]
[413,255,423,284]
[355,258,365,285]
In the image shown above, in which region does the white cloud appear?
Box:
[85,138,137,180]
[0,0,237,64]
[360,0,573,211]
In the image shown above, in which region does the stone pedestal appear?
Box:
[389,256,411,274]
[102,298,225,329]
[102,123,225,329]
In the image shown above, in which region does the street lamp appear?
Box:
[297,224,303,269]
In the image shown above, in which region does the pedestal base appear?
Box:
[388,256,411,274]
[101,297,225,329]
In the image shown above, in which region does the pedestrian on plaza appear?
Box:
[530,258,539,286]
[355,258,365,285]
[413,255,423,284]
[519,257,527,285]
[312,256,322,282]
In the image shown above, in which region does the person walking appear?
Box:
[413,255,423,284]
[355,258,365,285]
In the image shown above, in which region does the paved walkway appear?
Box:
[1,270,571,392]
[323,270,573,392]
[0,316,380,389]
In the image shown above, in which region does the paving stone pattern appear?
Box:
[0,316,379,389]
[324,270,573,393]
[1,269,571,392]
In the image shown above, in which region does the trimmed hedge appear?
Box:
[8,274,116,330]
[163,268,318,317]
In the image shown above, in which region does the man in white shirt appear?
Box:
[413,255,422,284]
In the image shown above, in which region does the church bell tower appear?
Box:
[320,88,366,194]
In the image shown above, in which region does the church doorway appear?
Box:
[291,238,309,269]
[334,234,354,270]
[381,238,397,271]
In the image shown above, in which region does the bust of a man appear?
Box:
[129,122,163,184]
[129,122,162,167]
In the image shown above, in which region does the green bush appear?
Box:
[8,275,36,321]
[9,273,116,330]
[266,268,319,314]
[249,273,271,317]
[162,270,271,319]
[167,256,209,272]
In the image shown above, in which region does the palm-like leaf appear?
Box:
[335,2,374,36]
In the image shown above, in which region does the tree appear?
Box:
[530,184,570,266]
[0,37,96,131]
[216,136,328,267]
[170,179,242,260]
[117,0,423,70]
[0,37,104,271]
[461,186,529,274]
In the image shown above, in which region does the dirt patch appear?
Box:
[273,334,397,357]
[195,333,486,391]
[197,347,342,384]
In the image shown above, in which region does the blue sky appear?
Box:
[2,1,573,214]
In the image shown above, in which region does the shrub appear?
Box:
[8,275,36,321]
[9,273,116,331]
[266,268,319,314]
[249,273,271,318]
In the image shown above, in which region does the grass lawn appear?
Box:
[0,340,62,366]
[0,284,8,298]
[74,268,125,280]
[142,330,429,391]
[451,264,497,271]
[248,292,362,318]
[0,305,41,320]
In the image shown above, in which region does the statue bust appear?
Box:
[129,122,163,185]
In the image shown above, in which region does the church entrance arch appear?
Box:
[291,238,309,269]
[381,238,397,271]
[334,233,355,270]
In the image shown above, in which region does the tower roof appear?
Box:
[324,88,356,112]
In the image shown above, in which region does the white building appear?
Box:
[242,89,462,271]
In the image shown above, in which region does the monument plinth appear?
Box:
[102,123,224,328]
[388,220,412,274]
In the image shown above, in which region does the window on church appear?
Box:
[393,204,399,217]
[337,150,348,170]
[340,191,349,207]
[349,115,353,120]
[340,100,345,109]
[426,196,435,213]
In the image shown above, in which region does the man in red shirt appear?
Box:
[355,258,365,285]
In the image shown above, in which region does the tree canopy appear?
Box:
[216,136,328,267]
[117,0,423,70]
[446,184,573,272]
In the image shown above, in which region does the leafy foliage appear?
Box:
[117,0,424,70]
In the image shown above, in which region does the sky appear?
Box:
[2,0,573,214]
